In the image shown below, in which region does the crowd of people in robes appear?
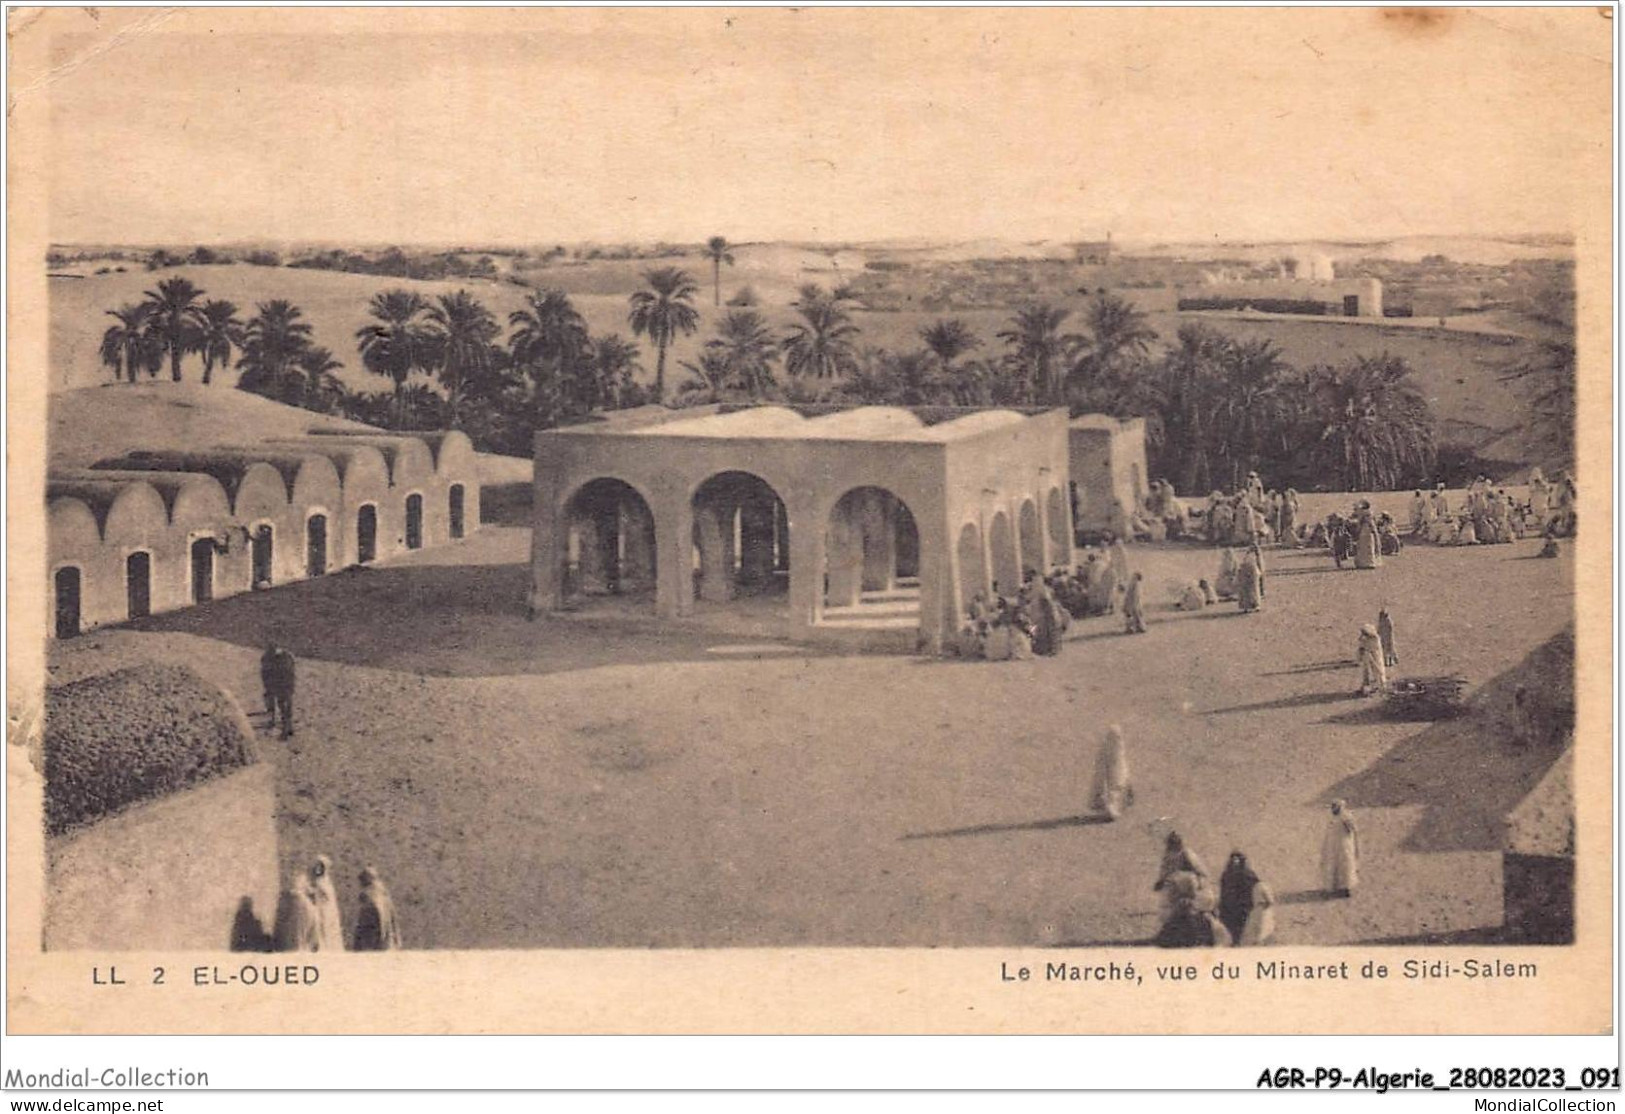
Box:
[1146,803,1362,948]
[231,854,402,953]
[1410,472,1577,548]
[1196,473,1302,550]
[1151,834,1276,948]
[954,537,1143,658]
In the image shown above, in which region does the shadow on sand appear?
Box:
[902,813,1113,841]
[1315,629,1573,854]
[134,560,833,679]
[1203,689,1363,716]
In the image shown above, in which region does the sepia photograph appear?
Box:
[3,5,1613,1047]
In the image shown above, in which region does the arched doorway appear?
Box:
[356,504,378,564]
[988,510,1019,594]
[1047,487,1070,555]
[307,514,328,577]
[1018,499,1043,578]
[54,566,81,638]
[405,493,424,550]
[895,502,921,581]
[126,551,151,619]
[251,524,274,587]
[691,471,788,605]
[824,486,919,612]
[190,536,215,603]
[562,477,657,605]
[956,522,986,617]
[449,484,466,539]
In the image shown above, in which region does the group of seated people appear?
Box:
[954,540,1133,660]
[1407,471,1577,547]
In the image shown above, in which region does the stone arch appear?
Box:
[956,520,987,616]
[988,509,1019,594]
[691,470,789,604]
[1018,498,1043,578]
[824,485,919,609]
[562,476,658,604]
[1047,485,1070,554]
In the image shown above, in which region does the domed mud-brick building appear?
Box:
[46,428,481,637]
[531,404,1074,654]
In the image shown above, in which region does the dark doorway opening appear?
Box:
[54,566,82,638]
[1343,294,1360,317]
[357,505,378,564]
[251,525,274,586]
[190,537,215,603]
[449,484,466,539]
[405,494,424,550]
[126,551,151,619]
[307,514,328,577]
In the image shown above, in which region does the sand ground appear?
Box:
[46,524,1573,949]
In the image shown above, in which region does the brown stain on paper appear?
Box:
[1378,7,1459,38]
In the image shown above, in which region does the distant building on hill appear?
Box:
[1072,238,1114,265]
[1178,273,1384,318]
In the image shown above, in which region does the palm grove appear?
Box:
[100,261,1441,492]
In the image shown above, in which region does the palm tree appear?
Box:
[1499,340,1575,467]
[295,346,347,413]
[1310,354,1435,491]
[591,334,646,409]
[887,349,944,406]
[99,303,156,383]
[921,318,981,368]
[707,309,778,400]
[627,267,700,401]
[356,289,435,428]
[426,290,500,427]
[1209,336,1288,489]
[782,284,861,379]
[238,300,315,403]
[141,276,206,382]
[675,349,734,406]
[195,299,245,385]
[1071,292,1158,403]
[509,288,591,416]
[997,303,1077,404]
[1155,324,1226,494]
[704,236,735,307]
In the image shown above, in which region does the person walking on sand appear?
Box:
[260,642,297,740]
[1089,724,1134,820]
[1357,623,1387,696]
[352,866,403,951]
[1320,800,1360,898]
[1236,549,1263,613]
[271,870,321,953]
[1377,608,1398,668]
[1217,851,1261,944]
[1239,878,1277,945]
[307,854,344,951]
[1123,572,1148,633]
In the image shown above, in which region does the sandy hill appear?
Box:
[48,382,380,469]
[48,382,533,484]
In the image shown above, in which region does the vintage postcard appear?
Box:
[4,6,1612,1038]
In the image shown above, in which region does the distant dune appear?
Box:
[48,381,528,484]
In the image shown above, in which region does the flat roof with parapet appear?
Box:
[545,404,1058,444]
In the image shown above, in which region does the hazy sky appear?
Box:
[30,6,1612,246]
